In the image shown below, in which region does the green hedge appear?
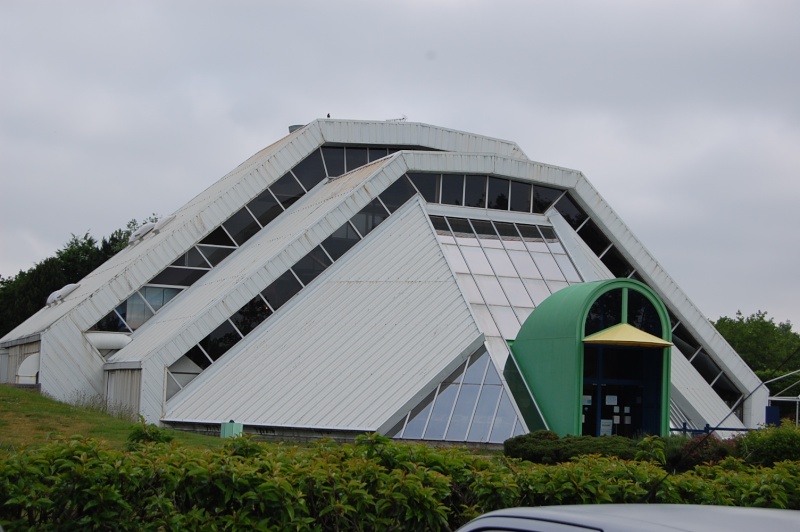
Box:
[504,430,638,464]
[2,433,800,530]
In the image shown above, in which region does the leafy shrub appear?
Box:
[735,420,800,466]
[126,415,175,449]
[668,433,735,472]
[504,430,637,464]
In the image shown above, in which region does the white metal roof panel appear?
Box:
[164,200,483,429]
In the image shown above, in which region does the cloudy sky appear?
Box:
[1,1,798,328]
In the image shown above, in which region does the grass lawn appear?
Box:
[0,385,224,451]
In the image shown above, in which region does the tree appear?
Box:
[713,311,800,397]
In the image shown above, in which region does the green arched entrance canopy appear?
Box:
[508,279,672,437]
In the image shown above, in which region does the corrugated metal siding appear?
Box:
[39,320,105,402]
[4,341,41,383]
[164,200,482,428]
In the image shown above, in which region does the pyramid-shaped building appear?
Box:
[0,119,766,442]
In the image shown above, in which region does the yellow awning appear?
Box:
[583,323,672,348]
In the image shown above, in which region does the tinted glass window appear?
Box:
[92,308,130,333]
[407,172,439,203]
[532,185,563,213]
[261,270,302,310]
[468,385,501,441]
[223,208,261,246]
[445,384,480,441]
[464,174,487,208]
[692,351,722,383]
[230,295,272,337]
[368,147,388,162]
[493,222,520,240]
[197,245,235,267]
[510,181,532,213]
[247,189,283,227]
[601,247,635,278]
[351,198,390,237]
[577,219,611,255]
[429,215,450,234]
[345,147,368,171]
[200,226,236,247]
[424,382,459,440]
[321,146,345,177]
[487,177,509,210]
[628,290,662,337]
[141,286,181,312]
[270,173,305,209]
[585,288,623,335]
[379,175,417,212]
[199,320,241,361]
[321,221,361,261]
[292,246,332,285]
[172,247,210,268]
[292,149,327,191]
[402,391,435,439]
[554,194,588,228]
[440,174,464,205]
[447,217,474,238]
[185,345,212,370]
[470,219,497,238]
[489,391,517,443]
[150,267,207,287]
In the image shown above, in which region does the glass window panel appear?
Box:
[200,226,236,247]
[585,288,623,335]
[291,149,327,191]
[484,360,502,385]
[270,173,305,209]
[692,351,722,383]
[464,174,487,208]
[292,245,332,286]
[262,270,303,310]
[672,324,699,359]
[368,147,388,162]
[472,304,500,336]
[489,305,521,339]
[577,219,612,255]
[321,146,345,177]
[487,177,509,210]
[141,286,181,312]
[508,250,541,278]
[407,172,438,203]
[510,181,532,213]
[532,185,563,213]
[627,290,662,337]
[489,391,518,443]
[546,280,570,293]
[199,320,242,362]
[448,218,479,246]
[514,307,534,324]
[456,273,484,304]
[446,384,481,441]
[474,275,509,306]
[379,176,417,213]
[171,247,210,268]
[223,208,261,246]
[517,224,549,252]
[444,360,466,385]
[185,345,212,370]
[429,215,450,234]
[522,278,552,306]
[423,382,459,440]
[499,277,534,307]
[601,247,635,278]
[443,245,469,274]
[150,267,207,287]
[467,385,501,441]
[513,419,525,437]
[385,417,406,438]
[440,174,464,205]
[554,254,582,283]
[493,221,521,241]
[554,194,588,229]
[92,308,130,333]
[351,198,390,237]
[463,351,489,384]
[247,188,284,227]
[345,147,368,172]
[402,391,435,439]
[712,373,744,410]
[531,252,565,281]
[197,245,235,267]
[321,220,361,261]
[230,295,272,337]
[460,246,494,275]
[470,219,499,239]
[484,248,518,277]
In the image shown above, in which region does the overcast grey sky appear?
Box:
[1,1,798,328]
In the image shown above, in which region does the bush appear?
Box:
[126,415,175,449]
[735,420,800,466]
[504,430,637,464]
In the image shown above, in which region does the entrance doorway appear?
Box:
[582,345,662,437]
